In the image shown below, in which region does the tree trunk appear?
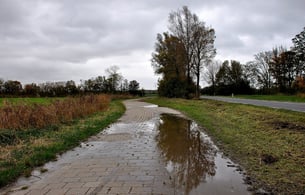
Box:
[196,71,200,98]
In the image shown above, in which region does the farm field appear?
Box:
[144,97,305,194]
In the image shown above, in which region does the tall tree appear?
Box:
[269,46,286,92]
[83,79,95,92]
[280,50,297,89]
[215,60,251,95]
[4,80,22,95]
[247,51,273,93]
[203,60,221,95]
[169,6,195,86]
[191,23,216,98]
[154,6,216,98]
[292,27,305,77]
[229,60,244,86]
[215,60,231,86]
[0,79,4,94]
[105,66,123,93]
[152,33,187,80]
[65,80,78,95]
[270,46,297,92]
[24,83,40,96]
[152,33,190,98]
[121,79,129,93]
[128,80,140,95]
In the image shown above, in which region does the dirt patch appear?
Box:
[260,154,278,165]
[270,121,305,131]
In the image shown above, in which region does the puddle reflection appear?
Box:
[156,114,217,194]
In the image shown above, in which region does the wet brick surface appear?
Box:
[2,100,180,195]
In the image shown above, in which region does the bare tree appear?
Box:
[105,65,123,93]
[168,6,197,91]
[203,60,221,95]
[121,79,129,92]
[246,51,273,92]
[168,6,216,98]
[192,23,216,98]
[292,27,305,77]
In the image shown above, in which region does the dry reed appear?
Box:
[0,95,110,130]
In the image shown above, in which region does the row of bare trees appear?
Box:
[246,43,304,94]
[152,6,216,98]
[0,66,141,97]
[203,27,305,95]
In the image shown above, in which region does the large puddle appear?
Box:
[156,114,249,194]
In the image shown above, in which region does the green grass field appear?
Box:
[0,97,64,106]
[144,97,305,194]
[235,94,305,102]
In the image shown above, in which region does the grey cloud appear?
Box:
[199,0,305,62]
[0,0,304,88]
[0,0,28,27]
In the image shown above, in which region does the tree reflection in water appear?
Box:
[156,114,216,194]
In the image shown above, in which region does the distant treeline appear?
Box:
[202,27,305,95]
[0,66,144,97]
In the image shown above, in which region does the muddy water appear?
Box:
[156,114,249,194]
[1,100,250,195]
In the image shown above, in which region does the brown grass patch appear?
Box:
[30,138,52,148]
[0,95,110,130]
[0,142,25,161]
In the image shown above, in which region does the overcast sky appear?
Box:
[1,0,304,89]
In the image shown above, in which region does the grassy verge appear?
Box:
[144,97,305,194]
[235,94,305,102]
[0,100,125,188]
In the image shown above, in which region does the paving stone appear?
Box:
[101,186,132,194]
[26,189,50,195]
[130,186,152,194]
[65,187,90,195]
[62,177,81,183]
[45,188,69,195]
[103,181,124,187]
[27,183,48,190]
[63,182,85,188]
[7,190,30,195]
[85,188,95,194]
[80,176,99,182]
[83,181,101,188]
[43,183,66,190]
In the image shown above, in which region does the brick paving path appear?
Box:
[3,100,183,195]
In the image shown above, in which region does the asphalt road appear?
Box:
[201,96,305,113]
